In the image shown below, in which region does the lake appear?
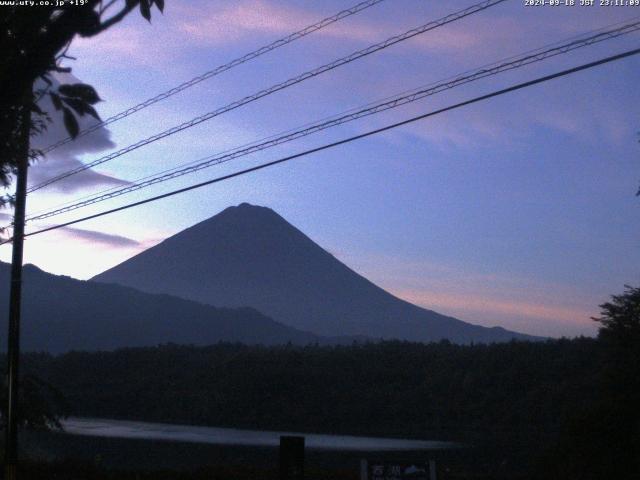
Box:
[61,417,455,451]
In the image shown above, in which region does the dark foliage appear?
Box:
[24,340,600,458]
[12,312,638,479]
[0,373,70,430]
[533,286,640,480]
[8,286,639,479]
[0,0,164,205]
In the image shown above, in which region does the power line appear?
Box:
[32,0,505,192]
[28,14,640,220]
[39,0,388,154]
[4,46,637,245]
[28,0,507,194]
[24,20,640,223]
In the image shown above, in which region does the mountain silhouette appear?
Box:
[0,261,336,353]
[94,203,538,343]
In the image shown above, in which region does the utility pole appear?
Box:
[4,101,31,480]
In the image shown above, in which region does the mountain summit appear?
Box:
[93,203,537,343]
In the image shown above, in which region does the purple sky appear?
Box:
[3,0,639,337]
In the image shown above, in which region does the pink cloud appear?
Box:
[393,287,599,338]
[410,16,522,55]
[178,0,312,43]
[175,0,382,45]
[70,20,179,67]
[174,1,524,55]
[340,251,602,337]
[395,288,594,325]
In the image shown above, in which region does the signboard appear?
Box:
[360,460,436,480]
[280,436,304,480]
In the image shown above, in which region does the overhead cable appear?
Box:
[28,0,507,193]
[39,0,389,154]
[25,20,640,223]
[3,46,636,245]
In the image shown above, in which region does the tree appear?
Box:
[0,373,70,431]
[593,285,640,415]
[0,0,165,205]
[0,2,168,459]
[594,285,640,404]
[592,286,640,479]
[533,288,640,480]
[594,285,640,350]
[549,287,640,480]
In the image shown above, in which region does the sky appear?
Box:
[2,0,639,338]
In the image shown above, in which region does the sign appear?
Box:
[360,460,436,480]
[280,435,304,480]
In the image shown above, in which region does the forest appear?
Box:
[22,339,597,442]
[3,286,638,479]
[7,337,618,478]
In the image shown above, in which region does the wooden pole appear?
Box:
[4,102,31,480]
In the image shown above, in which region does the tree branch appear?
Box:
[82,1,138,37]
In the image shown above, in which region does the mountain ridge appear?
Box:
[93,203,540,343]
[0,261,355,353]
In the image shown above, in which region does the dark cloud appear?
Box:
[58,226,140,248]
[0,211,139,248]
[28,154,129,193]
[28,74,130,193]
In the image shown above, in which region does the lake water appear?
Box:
[62,417,454,451]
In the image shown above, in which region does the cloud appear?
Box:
[69,0,504,61]
[28,155,128,194]
[70,19,179,67]
[55,226,140,248]
[341,251,601,337]
[393,287,599,338]
[373,63,637,152]
[175,1,520,53]
[28,74,128,193]
[174,0,381,45]
[410,15,522,55]
[0,223,152,280]
[0,211,139,249]
[0,212,138,248]
[68,0,488,71]
[395,288,593,325]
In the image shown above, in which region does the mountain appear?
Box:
[94,203,538,343]
[0,262,332,353]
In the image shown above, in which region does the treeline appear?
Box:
[22,339,600,445]
[7,286,639,479]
